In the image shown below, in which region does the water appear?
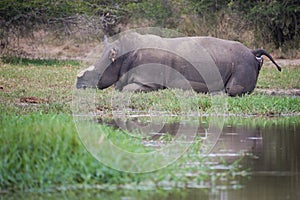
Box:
[3,116,300,200]
[101,116,300,199]
[213,118,300,200]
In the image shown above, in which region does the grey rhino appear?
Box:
[76,32,281,96]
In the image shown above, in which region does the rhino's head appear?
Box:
[76,35,123,89]
[76,32,162,89]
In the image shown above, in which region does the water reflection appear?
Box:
[228,120,300,200]
[99,117,263,158]
[98,116,300,200]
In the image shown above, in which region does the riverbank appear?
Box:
[0,58,299,192]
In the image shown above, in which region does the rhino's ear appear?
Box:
[103,35,117,62]
[109,48,118,62]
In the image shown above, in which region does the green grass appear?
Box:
[226,94,300,115]
[0,60,81,114]
[94,89,300,116]
[0,188,192,200]
[0,113,144,191]
[257,65,300,89]
[1,56,80,66]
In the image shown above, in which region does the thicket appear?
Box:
[0,0,299,53]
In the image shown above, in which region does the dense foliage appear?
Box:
[0,0,299,49]
[231,0,300,48]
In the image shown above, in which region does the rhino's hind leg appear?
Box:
[226,85,245,96]
[225,77,245,97]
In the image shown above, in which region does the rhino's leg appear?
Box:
[189,81,209,93]
[225,76,245,97]
[122,83,155,92]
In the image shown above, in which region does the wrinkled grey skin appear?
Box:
[76,32,281,96]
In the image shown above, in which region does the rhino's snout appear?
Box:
[76,76,98,89]
[76,82,87,89]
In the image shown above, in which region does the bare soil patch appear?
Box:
[255,89,300,96]
[2,31,300,64]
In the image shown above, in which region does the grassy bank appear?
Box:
[1,112,299,192]
[94,89,300,117]
[0,113,146,191]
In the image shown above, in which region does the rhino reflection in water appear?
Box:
[98,118,263,155]
[76,32,281,96]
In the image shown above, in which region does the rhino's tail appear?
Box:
[251,49,281,71]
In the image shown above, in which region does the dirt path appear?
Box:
[255,89,300,96]
[3,36,300,66]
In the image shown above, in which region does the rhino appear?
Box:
[76,32,281,96]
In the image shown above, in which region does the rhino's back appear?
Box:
[192,37,252,62]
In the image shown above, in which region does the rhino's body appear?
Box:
[76,33,281,96]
